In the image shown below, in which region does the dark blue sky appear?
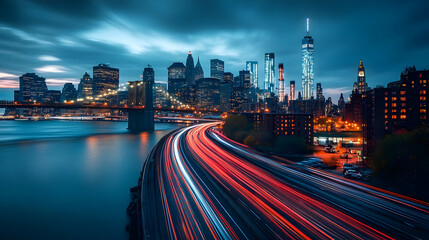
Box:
[0,0,428,102]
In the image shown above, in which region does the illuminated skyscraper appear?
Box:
[264,53,275,93]
[93,63,119,97]
[77,72,93,102]
[290,80,295,101]
[278,63,285,103]
[210,59,224,80]
[18,73,47,102]
[302,18,314,100]
[354,60,368,94]
[246,61,258,88]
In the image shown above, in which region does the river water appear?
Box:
[0,120,179,239]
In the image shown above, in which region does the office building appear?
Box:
[223,72,234,83]
[142,66,154,109]
[17,73,47,102]
[194,57,204,82]
[238,70,251,89]
[185,51,195,85]
[302,18,314,100]
[241,113,314,144]
[246,61,258,88]
[196,78,220,110]
[210,59,224,80]
[61,83,77,102]
[338,93,345,116]
[363,67,429,160]
[93,64,119,98]
[264,53,275,93]
[344,93,363,124]
[289,99,325,117]
[168,62,187,103]
[77,72,93,102]
[220,81,232,111]
[290,81,296,101]
[316,83,323,100]
[278,63,285,103]
[153,82,168,108]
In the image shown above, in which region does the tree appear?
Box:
[372,127,429,200]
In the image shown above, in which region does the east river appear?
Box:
[0,120,179,239]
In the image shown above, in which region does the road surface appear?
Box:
[141,122,429,239]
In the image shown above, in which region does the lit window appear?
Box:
[400,115,406,119]
[400,97,406,101]
[400,91,406,95]
[392,115,397,119]
[400,109,406,113]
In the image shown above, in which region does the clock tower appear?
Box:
[356,60,367,94]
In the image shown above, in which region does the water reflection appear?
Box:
[0,121,179,240]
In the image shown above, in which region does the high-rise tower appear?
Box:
[302,18,314,100]
[290,80,295,101]
[185,51,195,85]
[246,61,258,88]
[264,53,275,93]
[278,63,285,103]
[210,59,224,80]
[194,57,204,82]
[355,60,368,94]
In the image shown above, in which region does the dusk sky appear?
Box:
[0,0,428,102]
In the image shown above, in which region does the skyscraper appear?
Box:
[278,63,285,103]
[77,72,93,102]
[185,51,195,85]
[264,53,275,93]
[93,63,119,98]
[223,72,234,83]
[246,61,258,88]
[316,83,323,100]
[353,60,368,94]
[290,80,296,101]
[143,65,155,110]
[61,83,77,102]
[239,70,251,89]
[196,78,220,110]
[302,18,314,100]
[18,73,47,102]
[210,59,224,80]
[194,57,204,82]
[168,62,187,103]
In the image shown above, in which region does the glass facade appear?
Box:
[210,59,224,80]
[246,61,258,88]
[302,19,314,100]
[264,53,275,93]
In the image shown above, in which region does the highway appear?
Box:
[141,122,429,239]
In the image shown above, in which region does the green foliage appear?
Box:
[223,115,311,155]
[222,115,251,141]
[372,127,429,200]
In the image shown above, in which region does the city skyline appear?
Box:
[0,0,428,103]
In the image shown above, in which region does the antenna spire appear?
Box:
[306,18,309,36]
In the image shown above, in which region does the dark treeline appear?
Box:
[372,127,429,201]
[222,115,312,155]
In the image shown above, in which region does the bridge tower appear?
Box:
[128,66,154,132]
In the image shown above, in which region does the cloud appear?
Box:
[35,65,69,73]
[46,78,79,86]
[324,87,352,95]
[39,55,60,61]
[0,79,18,88]
[0,72,19,78]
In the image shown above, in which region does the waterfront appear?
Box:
[0,120,179,239]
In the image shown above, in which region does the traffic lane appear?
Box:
[187,124,394,239]
[208,129,429,239]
